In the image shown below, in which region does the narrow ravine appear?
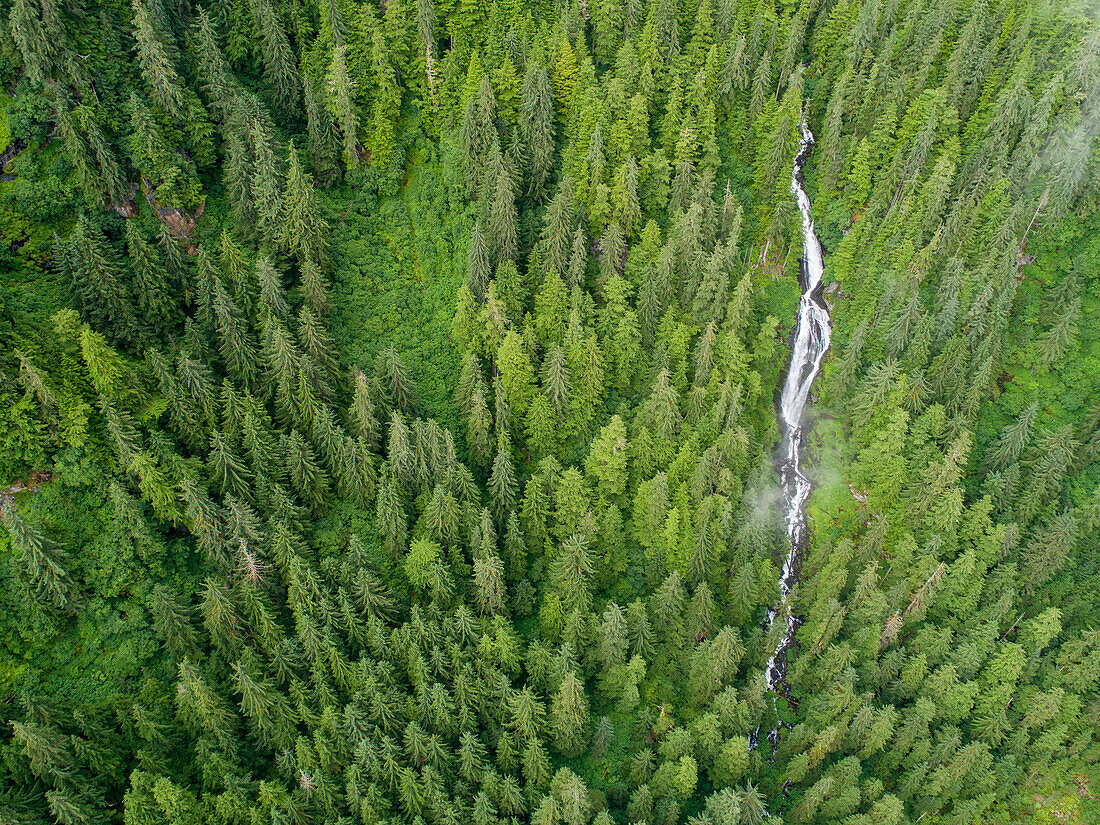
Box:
[756,122,833,750]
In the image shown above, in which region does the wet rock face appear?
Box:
[0,138,27,181]
[106,178,205,252]
[111,182,142,218]
[143,179,205,253]
[1,470,54,507]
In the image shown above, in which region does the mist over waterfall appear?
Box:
[763,122,833,701]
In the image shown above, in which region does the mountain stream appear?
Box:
[752,121,833,753]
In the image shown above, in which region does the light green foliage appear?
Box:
[584,415,629,501]
[0,2,1098,825]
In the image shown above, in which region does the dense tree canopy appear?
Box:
[0,1,1098,825]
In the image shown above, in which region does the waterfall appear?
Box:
[758,121,832,744]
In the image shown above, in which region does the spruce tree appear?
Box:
[69,214,138,344]
[327,43,359,169]
[280,141,328,266]
[232,658,296,748]
[1038,296,1081,369]
[350,367,380,448]
[302,73,339,182]
[251,0,300,116]
[257,255,290,321]
[584,415,629,500]
[84,113,128,208]
[132,0,185,117]
[249,115,283,245]
[488,150,519,264]
[467,221,491,300]
[9,0,52,86]
[297,306,339,396]
[488,444,518,521]
[369,29,401,171]
[542,344,572,421]
[473,551,506,616]
[125,221,174,331]
[376,346,418,412]
[1,503,75,610]
[550,672,590,757]
[521,63,556,199]
[151,584,199,660]
[193,10,242,121]
[175,657,237,749]
[463,75,498,193]
[212,277,258,388]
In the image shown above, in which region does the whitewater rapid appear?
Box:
[763,121,832,700]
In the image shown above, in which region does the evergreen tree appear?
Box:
[232,658,296,748]
[463,75,499,194]
[251,0,300,116]
[302,72,339,182]
[257,254,290,321]
[488,445,518,521]
[368,29,401,171]
[151,584,198,660]
[550,671,590,757]
[350,367,380,448]
[376,346,418,412]
[467,221,491,300]
[488,148,519,264]
[280,141,328,266]
[473,551,506,616]
[642,368,681,442]
[131,0,185,117]
[249,114,284,245]
[213,277,259,388]
[989,399,1038,470]
[125,221,174,331]
[208,431,252,508]
[9,0,53,86]
[193,10,243,121]
[84,114,128,208]
[521,63,556,199]
[175,657,237,749]
[328,43,359,169]
[1,502,75,610]
[542,344,572,421]
[68,214,138,344]
[1038,296,1081,369]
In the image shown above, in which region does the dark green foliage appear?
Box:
[0,2,1098,825]
[2,501,75,609]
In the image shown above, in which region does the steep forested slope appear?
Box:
[0,2,1098,825]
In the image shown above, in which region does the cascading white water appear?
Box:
[763,121,832,697]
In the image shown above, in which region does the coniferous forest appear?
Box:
[1,0,1100,823]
